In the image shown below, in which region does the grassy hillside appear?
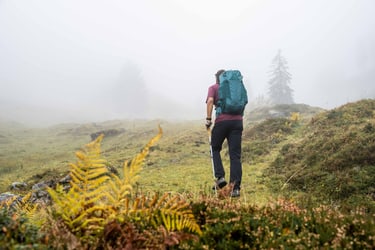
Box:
[266,99,375,211]
[0,100,374,212]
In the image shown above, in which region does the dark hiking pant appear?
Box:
[211,120,243,190]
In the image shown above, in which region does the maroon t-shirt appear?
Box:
[206,83,243,123]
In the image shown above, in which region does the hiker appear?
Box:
[205,69,247,197]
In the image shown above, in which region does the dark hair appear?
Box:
[215,69,225,84]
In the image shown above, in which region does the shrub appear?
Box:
[0,207,45,249]
[183,198,375,249]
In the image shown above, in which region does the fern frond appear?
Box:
[48,134,112,236]
[107,125,163,209]
[2,192,48,228]
[154,194,202,235]
[127,125,162,180]
[47,125,197,247]
[0,194,19,208]
[121,192,202,235]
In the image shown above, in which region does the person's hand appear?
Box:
[205,118,212,129]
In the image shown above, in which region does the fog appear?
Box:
[1,0,374,126]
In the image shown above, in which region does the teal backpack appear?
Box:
[216,70,248,116]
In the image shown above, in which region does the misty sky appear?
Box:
[1,0,375,125]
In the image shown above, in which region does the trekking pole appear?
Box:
[207,127,216,182]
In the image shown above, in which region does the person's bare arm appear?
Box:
[206,97,214,119]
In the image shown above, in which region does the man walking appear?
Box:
[206,69,247,197]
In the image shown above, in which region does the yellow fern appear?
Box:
[0,194,19,208]
[48,124,202,245]
[116,192,202,235]
[124,125,163,187]
[150,193,202,234]
[108,125,163,207]
[106,125,201,235]
[48,134,113,236]
[1,193,48,228]
[290,112,300,122]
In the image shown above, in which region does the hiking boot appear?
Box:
[231,189,240,198]
[212,177,227,190]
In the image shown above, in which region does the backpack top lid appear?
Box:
[219,70,243,82]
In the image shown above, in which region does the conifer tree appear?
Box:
[268,50,294,104]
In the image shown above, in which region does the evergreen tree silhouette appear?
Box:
[268,50,294,104]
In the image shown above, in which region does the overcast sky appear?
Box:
[1,0,374,125]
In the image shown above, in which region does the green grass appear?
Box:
[266,99,375,212]
[0,125,86,189]
[1,100,374,212]
[0,119,279,207]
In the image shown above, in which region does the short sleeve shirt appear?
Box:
[206,83,243,123]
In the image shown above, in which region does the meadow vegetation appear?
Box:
[0,99,374,249]
[266,99,375,212]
